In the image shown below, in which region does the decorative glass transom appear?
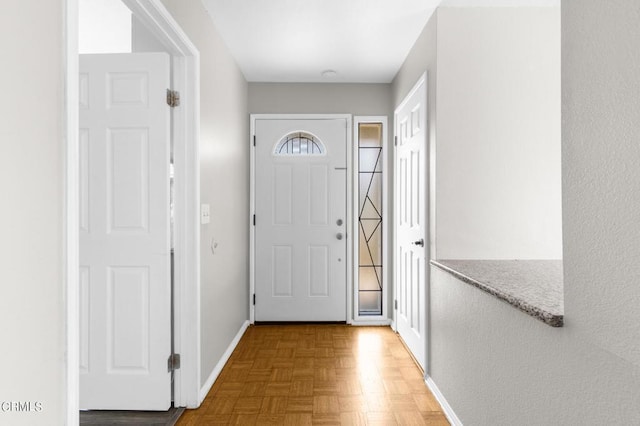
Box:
[274,132,326,155]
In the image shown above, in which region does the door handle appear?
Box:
[336,233,344,240]
[413,239,424,247]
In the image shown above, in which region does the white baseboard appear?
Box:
[425,375,463,426]
[198,320,250,403]
[350,319,392,326]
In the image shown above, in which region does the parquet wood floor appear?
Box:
[176,325,449,426]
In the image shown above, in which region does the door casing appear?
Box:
[65,0,201,422]
[249,114,353,324]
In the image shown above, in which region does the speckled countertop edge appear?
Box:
[430,260,564,327]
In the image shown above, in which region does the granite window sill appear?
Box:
[430,259,564,327]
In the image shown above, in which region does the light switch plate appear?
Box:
[201,204,210,224]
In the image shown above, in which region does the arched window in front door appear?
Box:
[273,131,326,155]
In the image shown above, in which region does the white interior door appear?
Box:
[255,118,348,321]
[395,76,428,370]
[79,53,172,410]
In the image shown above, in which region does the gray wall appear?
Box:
[0,1,66,424]
[249,82,391,117]
[431,267,640,425]
[161,0,250,389]
[391,9,438,261]
[391,10,437,115]
[562,0,640,398]
[423,2,640,425]
[435,7,562,259]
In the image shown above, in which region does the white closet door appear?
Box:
[395,76,428,370]
[79,53,171,410]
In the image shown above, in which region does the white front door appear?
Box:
[394,75,428,370]
[79,53,172,410]
[254,118,348,321]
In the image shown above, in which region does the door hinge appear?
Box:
[167,353,181,372]
[166,89,180,107]
[253,135,256,147]
[253,214,256,226]
[253,294,256,305]
[394,136,398,146]
[394,299,398,310]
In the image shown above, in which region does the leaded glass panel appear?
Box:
[357,123,383,316]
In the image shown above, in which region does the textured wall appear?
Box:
[562,0,640,370]
[161,0,250,389]
[0,1,66,424]
[431,267,640,425]
[426,2,640,425]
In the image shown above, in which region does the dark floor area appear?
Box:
[80,406,184,426]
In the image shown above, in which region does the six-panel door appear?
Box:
[79,53,172,410]
[395,77,428,370]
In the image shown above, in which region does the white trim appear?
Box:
[170,52,202,408]
[350,319,392,327]
[428,77,437,261]
[249,114,353,324]
[345,115,354,324]
[64,0,79,424]
[425,375,463,426]
[249,118,256,323]
[198,320,250,403]
[123,0,198,57]
[121,0,202,408]
[352,116,389,323]
[67,0,201,414]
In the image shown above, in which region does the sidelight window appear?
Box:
[357,123,384,316]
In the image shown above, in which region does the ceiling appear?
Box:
[200,0,442,83]
[199,0,560,84]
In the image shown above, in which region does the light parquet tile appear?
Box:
[283,413,313,426]
[176,325,448,426]
[286,397,313,413]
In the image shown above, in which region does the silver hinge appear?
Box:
[394,299,398,310]
[253,135,256,147]
[166,89,180,107]
[167,353,181,372]
[394,136,398,146]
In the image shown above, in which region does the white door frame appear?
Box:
[65,1,201,422]
[392,72,429,368]
[352,116,391,325]
[249,114,353,324]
